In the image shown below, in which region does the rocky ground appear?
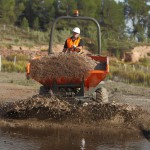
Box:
[0,72,39,102]
[0,72,150,131]
[105,80,150,112]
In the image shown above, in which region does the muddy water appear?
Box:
[0,126,150,150]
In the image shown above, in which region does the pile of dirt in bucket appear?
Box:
[0,94,144,125]
[29,53,97,81]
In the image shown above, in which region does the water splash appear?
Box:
[80,138,86,150]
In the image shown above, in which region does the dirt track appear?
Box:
[104,80,150,112]
[0,72,39,102]
[0,83,38,102]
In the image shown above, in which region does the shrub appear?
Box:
[21,17,29,30]
[2,59,27,73]
[109,61,150,86]
[6,54,29,62]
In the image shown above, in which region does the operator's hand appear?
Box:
[72,45,81,53]
[73,45,76,49]
[64,46,83,54]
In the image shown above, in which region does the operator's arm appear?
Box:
[63,48,67,52]
[63,40,68,52]
[63,41,74,53]
[74,45,83,53]
[76,39,83,54]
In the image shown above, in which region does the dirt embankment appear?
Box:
[1,43,150,63]
[1,44,150,64]
[0,45,47,58]
[0,44,91,59]
[124,46,150,62]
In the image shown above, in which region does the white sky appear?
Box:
[115,0,124,3]
[115,0,150,5]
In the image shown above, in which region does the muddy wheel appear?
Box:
[26,74,30,80]
[39,86,50,95]
[96,87,108,103]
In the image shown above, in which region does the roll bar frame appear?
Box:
[48,16,101,55]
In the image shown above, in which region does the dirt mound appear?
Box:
[0,44,91,59]
[0,94,143,125]
[29,53,97,81]
[0,47,36,58]
[1,95,71,120]
[124,46,150,62]
[0,46,47,58]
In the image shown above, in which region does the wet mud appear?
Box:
[0,93,150,150]
[0,94,149,131]
[0,72,150,144]
[1,119,147,150]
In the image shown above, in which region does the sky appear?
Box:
[115,0,150,5]
[115,0,124,3]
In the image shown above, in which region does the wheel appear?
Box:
[26,74,30,80]
[96,87,108,103]
[39,86,50,95]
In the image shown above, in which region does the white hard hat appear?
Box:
[72,27,80,34]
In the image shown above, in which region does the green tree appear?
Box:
[125,0,150,40]
[22,0,55,30]
[0,0,16,24]
[15,1,26,25]
[77,0,98,17]
[38,0,55,29]
[21,17,29,30]
[54,0,77,16]
[96,0,125,38]
[33,17,40,30]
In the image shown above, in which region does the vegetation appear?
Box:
[0,0,150,86]
[2,60,26,73]
[108,60,150,86]
[0,24,50,47]
[1,54,28,73]
[1,0,150,52]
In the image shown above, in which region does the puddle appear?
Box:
[0,126,150,150]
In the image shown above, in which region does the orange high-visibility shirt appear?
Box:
[67,37,81,48]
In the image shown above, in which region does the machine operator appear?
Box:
[63,27,83,54]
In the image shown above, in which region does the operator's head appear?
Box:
[72,27,80,38]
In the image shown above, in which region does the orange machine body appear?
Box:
[26,55,109,90]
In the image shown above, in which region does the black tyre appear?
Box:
[26,74,30,80]
[96,87,108,103]
[39,86,50,95]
